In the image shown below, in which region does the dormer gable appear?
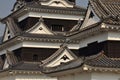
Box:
[2,18,21,42]
[42,44,78,67]
[80,0,120,30]
[26,17,54,35]
[80,5,100,29]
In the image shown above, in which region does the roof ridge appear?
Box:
[85,51,106,61]
[41,45,65,65]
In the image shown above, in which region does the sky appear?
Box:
[0,0,88,36]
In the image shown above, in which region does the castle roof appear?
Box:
[90,0,120,25]
[42,51,120,74]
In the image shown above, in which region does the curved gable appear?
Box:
[41,0,74,8]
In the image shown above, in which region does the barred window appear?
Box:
[51,24,64,32]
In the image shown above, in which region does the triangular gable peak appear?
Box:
[42,51,120,74]
[26,17,54,35]
[3,18,21,42]
[80,4,100,29]
[42,44,78,67]
[41,0,74,8]
[80,0,120,30]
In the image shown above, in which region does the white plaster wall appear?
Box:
[92,72,120,80]
[15,74,57,80]
[74,72,91,80]
[57,72,120,80]
[0,75,15,80]
[23,41,79,49]
[79,31,120,48]
[41,0,73,8]
[0,74,57,80]
[0,41,79,56]
[58,72,91,80]
[58,75,74,80]
[18,12,83,22]
[108,32,120,41]
[47,3,67,7]
[79,32,108,48]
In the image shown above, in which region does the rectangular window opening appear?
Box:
[51,24,64,32]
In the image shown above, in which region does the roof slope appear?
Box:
[42,51,120,73]
[90,0,120,24]
[90,0,120,18]
[42,45,78,66]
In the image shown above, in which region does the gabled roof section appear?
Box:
[80,0,120,30]
[42,51,120,74]
[84,51,120,68]
[5,18,21,36]
[26,17,54,35]
[41,44,78,67]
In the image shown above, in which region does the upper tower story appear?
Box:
[13,0,76,11]
[1,0,86,42]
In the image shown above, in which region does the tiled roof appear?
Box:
[42,51,120,73]
[42,44,78,66]
[85,52,120,68]
[11,61,42,71]
[25,3,85,15]
[90,0,120,24]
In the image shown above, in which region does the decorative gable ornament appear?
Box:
[41,0,74,8]
[42,44,78,67]
[26,17,54,35]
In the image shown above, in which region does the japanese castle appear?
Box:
[0,0,120,80]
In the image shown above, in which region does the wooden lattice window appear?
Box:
[51,24,64,32]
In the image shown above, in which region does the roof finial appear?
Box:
[39,16,44,22]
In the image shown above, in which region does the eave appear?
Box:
[41,45,78,66]
[67,22,120,40]
[0,69,42,77]
[0,6,27,23]
[1,5,86,23]
[42,51,120,76]
[45,64,120,77]
[26,6,85,16]
[0,34,79,52]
